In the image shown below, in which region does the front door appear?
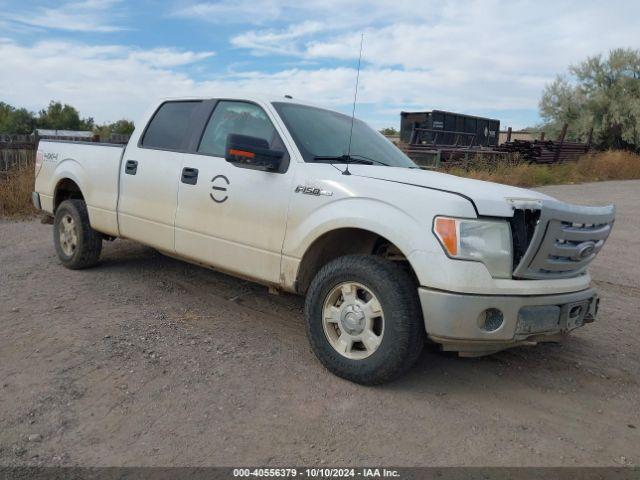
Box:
[174,100,295,284]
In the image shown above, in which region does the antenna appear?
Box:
[344,33,364,176]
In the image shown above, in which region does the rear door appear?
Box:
[174,100,295,284]
[117,101,205,252]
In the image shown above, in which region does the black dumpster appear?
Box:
[400,110,500,147]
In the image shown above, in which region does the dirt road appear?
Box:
[1,180,639,467]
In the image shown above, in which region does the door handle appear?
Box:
[125,160,138,175]
[181,167,199,185]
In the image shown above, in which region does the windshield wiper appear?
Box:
[312,154,389,166]
[313,155,371,165]
[349,153,390,166]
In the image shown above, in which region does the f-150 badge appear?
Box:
[295,185,333,196]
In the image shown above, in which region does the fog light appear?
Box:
[479,308,504,332]
[569,305,583,319]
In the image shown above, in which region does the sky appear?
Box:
[0,0,638,130]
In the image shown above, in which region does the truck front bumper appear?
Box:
[418,287,598,356]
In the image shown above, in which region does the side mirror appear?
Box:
[225,134,284,171]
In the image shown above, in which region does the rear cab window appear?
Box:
[141,101,202,151]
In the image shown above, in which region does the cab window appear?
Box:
[141,101,201,151]
[198,101,287,163]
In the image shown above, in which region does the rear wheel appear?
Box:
[53,199,102,269]
[305,255,424,385]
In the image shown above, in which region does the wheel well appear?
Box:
[54,179,84,212]
[296,228,418,294]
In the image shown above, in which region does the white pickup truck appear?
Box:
[33,96,615,384]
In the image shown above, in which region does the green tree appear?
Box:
[0,102,36,134]
[108,119,135,135]
[94,119,135,141]
[93,124,112,142]
[539,48,640,149]
[379,127,399,136]
[37,101,94,131]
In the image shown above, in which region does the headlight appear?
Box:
[433,216,512,278]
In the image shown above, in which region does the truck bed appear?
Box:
[35,140,126,236]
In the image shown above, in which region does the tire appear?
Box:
[53,199,102,269]
[305,255,425,385]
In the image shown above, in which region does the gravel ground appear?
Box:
[0,180,638,467]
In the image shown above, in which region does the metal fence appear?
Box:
[401,122,593,168]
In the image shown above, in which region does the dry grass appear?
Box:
[446,150,640,187]
[0,162,37,218]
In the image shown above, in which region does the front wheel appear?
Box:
[53,199,102,269]
[304,255,425,385]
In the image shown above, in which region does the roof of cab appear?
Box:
[156,94,320,108]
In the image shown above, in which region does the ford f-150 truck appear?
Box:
[32,96,615,384]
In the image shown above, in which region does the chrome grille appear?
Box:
[512,200,615,279]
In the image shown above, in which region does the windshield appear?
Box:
[272,102,417,168]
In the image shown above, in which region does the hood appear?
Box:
[346,165,554,217]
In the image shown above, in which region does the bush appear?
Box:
[446,151,640,187]
[0,162,37,218]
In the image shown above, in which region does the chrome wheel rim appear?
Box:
[322,282,384,360]
[59,214,78,257]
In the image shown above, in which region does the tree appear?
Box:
[108,119,135,135]
[539,48,640,149]
[0,102,36,134]
[1,101,130,136]
[379,127,398,136]
[36,101,94,131]
[94,119,135,141]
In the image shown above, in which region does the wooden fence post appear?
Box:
[554,123,568,163]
